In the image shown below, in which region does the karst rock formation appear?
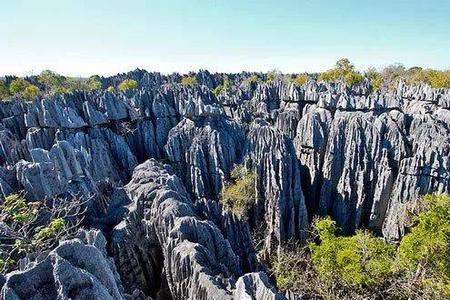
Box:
[1,70,449,299]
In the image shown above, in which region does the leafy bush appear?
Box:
[292,74,309,85]
[406,69,450,88]
[2,193,33,223]
[318,58,365,86]
[213,75,230,96]
[344,71,364,86]
[398,193,450,297]
[221,165,256,218]
[38,70,103,94]
[269,194,450,299]
[245,74,262,84]
[86,75,102,90]
[38,70,65,89]
[310,217,396,287]
[0,192,86,273]
[366,67,383,91]
[118,79,138,91]
[0,81,9,99]
[9,78,30,95]
[34,218,66,241]
[267,69,281,81]
[23,85,40,99]
[107,86,115,93]
[181,75,197,86]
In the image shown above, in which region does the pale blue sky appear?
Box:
[1,0,449,76]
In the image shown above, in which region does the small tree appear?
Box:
[292,74,309,85]
[267,69,282,81]
[245,74,261,84]
[0,81,9,99]
[87,75,102,90]
[221,165,256,218]
[366,67,383,91]
[23,85,40,99]
[318,58,364,86]
[0,192,87,273]
[119,79,138,91]
[38,70,65,87]
[9,78,30,95]
[309,217,396,288]
[345,71,364,86]
[213,75,230,96]
[398,193,450,298]
[181,76,197,86]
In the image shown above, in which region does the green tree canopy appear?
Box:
[181,75,197,86]
[399,193,450,297]
[221,165,256,218]
[267,69,282,81]
[318,58,364,86]
[292,74,309,85]
[23,85,40,99]
[0,81,9,99]
[38,70,65,91]
[86,75,102,90]
[118,79,138,91]
[310,217,396,287]
[9,78,30,95]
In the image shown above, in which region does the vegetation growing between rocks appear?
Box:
[118,78,138,91]
[1,61,449,101]
[270,193,450,299]
[292,74,309,85]
[318,58,365,86]
[221,165,256,218]
[181,75,197,86]
[0,192,87,273]
[213,75,230,96]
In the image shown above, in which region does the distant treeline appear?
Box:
[1,59,450,100]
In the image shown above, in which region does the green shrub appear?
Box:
[0,258,15,271]
[0,81,9,99]
[87,75,102,90]
[271,247,305,292]
[318,58,365,86]
[23,85,40,99]
[407,69,450,88]
[181,76,197,86]
[213,75,230,96]
[34,218,66,241]
[9,78,30,95]
[292,74,309,85]
[309,217,396,288]
[366,67,383,91]
[245,74,262,84]
[398,193,450,297]
[107,86,115,93]
[212,85,223,96]
[270,194,450,298]
[267,69,281,81]
[2,193,32,222]
[221,166,256,218]
[345,71,364,86]
[38,70,65,89]
[118,79,138,91]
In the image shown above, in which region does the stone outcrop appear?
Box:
[112,159,283,300]
[0,230,141,300]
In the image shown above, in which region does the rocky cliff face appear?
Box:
[0,70,449,299]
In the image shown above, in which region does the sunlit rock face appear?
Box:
[1,69,449,299]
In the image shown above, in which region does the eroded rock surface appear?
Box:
[1,70,450,299]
